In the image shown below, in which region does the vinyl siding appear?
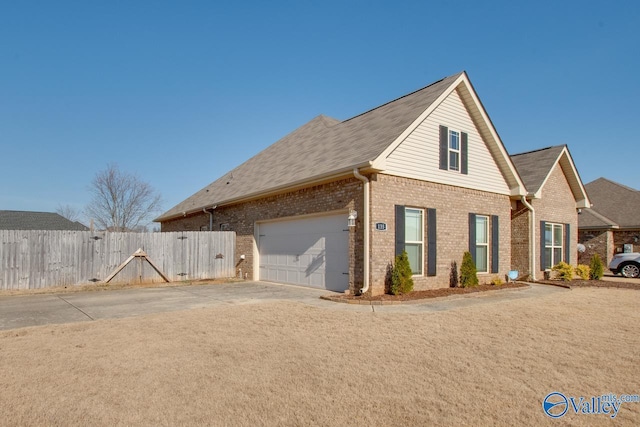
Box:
[384,88,510,195]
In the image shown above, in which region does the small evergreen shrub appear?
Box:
[589,254,604,280]
[552,261,574,281]
[449,261,459,288]
[390,250,414,295]
[490,276,504,286]
[460,251,479,287]
[574,264,590,280]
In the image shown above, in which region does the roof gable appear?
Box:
[581,178,640,228]
[511,145,590,208]
[375,73,524,197]
[157,73,469,221]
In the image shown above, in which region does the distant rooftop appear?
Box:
[580,178,640,229]
[0,210,89,231]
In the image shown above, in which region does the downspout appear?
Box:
[203,205,217,231]
[520,196,536,281]
[353,169,370,295]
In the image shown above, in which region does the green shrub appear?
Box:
[390,250,414,295]
[552,261,574,281]
[460,251,478,287]
[490,276,504,286]
[589,254,604,280]
[574,264,590,280]
[449,261,459,288]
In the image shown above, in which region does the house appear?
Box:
[578,178,640,265]
[510,146,590,279]
[156,72,588,294]
[0,210,89,231]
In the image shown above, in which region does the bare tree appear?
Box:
[85,164,162,232]
[56,204,81,222]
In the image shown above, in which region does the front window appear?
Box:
[475,215,489,273]
[545,223,563,269]
[404,208,423,275]
[449,130,460,171]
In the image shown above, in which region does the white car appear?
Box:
[609,253,640,278]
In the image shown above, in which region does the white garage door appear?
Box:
[258,214,349,292]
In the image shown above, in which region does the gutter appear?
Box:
[155,161,379,223]
[520,196,536,281]
[353,168,370,295]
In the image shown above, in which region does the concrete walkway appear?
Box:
[0,281,568,331]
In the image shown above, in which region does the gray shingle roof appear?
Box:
[580,178,640,229]
[510,145,566,194]
[0,210,89,231]
[577,208,617,228]
[157,72,463,221]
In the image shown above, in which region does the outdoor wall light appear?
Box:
[347,209,358,227]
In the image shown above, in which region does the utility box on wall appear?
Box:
[624,244,634,253]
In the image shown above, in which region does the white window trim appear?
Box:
[545,222,564,269]
[448,130,460,171]
[405,207,424,276]
[475,215,489,273]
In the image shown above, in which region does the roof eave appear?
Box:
[155,161,379,222]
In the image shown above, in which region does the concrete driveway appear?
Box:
[0,281,567,331]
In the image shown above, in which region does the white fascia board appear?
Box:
[372,72,526,196]
[159,161,378,221]
[371,74,466,168]
[534,147,591,207]
[460,75,526,195]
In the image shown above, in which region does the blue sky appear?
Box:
[1,0,638,222]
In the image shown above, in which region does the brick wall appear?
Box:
[528,163,578,274]
[161,177,364,290]
[578,229,612,266]
[369,173,512,295]
[510,200,530,277]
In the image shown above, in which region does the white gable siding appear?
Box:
[384,89,510,195]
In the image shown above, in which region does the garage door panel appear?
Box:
[258,215,348,292]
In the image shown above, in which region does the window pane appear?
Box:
[553,224,563,246]
[476,216,488,244]
[405,243,423,275]
[405,209,422,242]
[545,248,552,269]
[554,248,563,265]
[449,131,459,150]
[449,151,459,171]
[476,246,488,272]
[545,224,552,246]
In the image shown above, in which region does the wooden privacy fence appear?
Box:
[0,230,236,290]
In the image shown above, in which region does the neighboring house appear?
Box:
[510,146,590,279]
[156,72,588,294]
[0,210,89,231]
[578,178,640,265]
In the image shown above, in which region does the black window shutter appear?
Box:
[491,215,499,273]
[540,221,546,270]
[469,213,476,263]
[395,205,405,256]
[564,223,571,263]
[461,132,469,175]
[439,125,448,170]
[427,208,437,276]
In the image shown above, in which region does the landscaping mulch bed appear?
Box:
[536,279,640,290]
[323,282,528,304]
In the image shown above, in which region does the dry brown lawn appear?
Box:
[1,287,638,426]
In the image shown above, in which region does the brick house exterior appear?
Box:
[510,146,589,280]
[161,178,365,287]
[578,178,640,266]
[157,72,589,294]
